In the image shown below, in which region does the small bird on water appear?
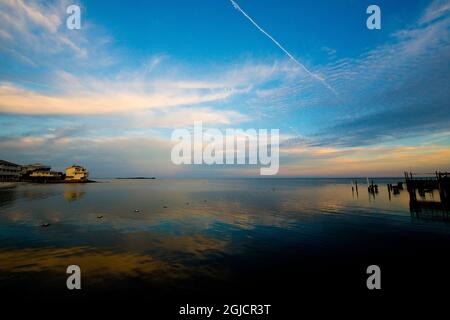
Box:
[41,223,50,227]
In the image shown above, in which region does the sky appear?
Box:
[0,0,449,177]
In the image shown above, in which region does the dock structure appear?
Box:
[387,182,403,196]
[405,171,450,217]
[367,179,378,194]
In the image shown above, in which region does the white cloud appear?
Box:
[0,82,237,115]
[0,56,301,117]
[419,0,450,24]
[0,0,105,63]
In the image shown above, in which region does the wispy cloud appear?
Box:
[300,4,450,148]
[0,82,236,115]
[419,0,450,24]
[279,144,450,177]
[0,0,112,68]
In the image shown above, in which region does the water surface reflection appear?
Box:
[1,178,450,299]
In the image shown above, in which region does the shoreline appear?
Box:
[0,179,96,185]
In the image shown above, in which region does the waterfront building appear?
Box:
[29,170,63,180]
[0,160,21,181]
[65,165,89,181]
[21,163,51,176]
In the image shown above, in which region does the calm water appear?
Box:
[1,178,450,303]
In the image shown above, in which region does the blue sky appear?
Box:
[0,0,449,177]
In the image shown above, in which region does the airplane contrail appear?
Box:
[230,0,337,95]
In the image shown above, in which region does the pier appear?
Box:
[405,171,450,218]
